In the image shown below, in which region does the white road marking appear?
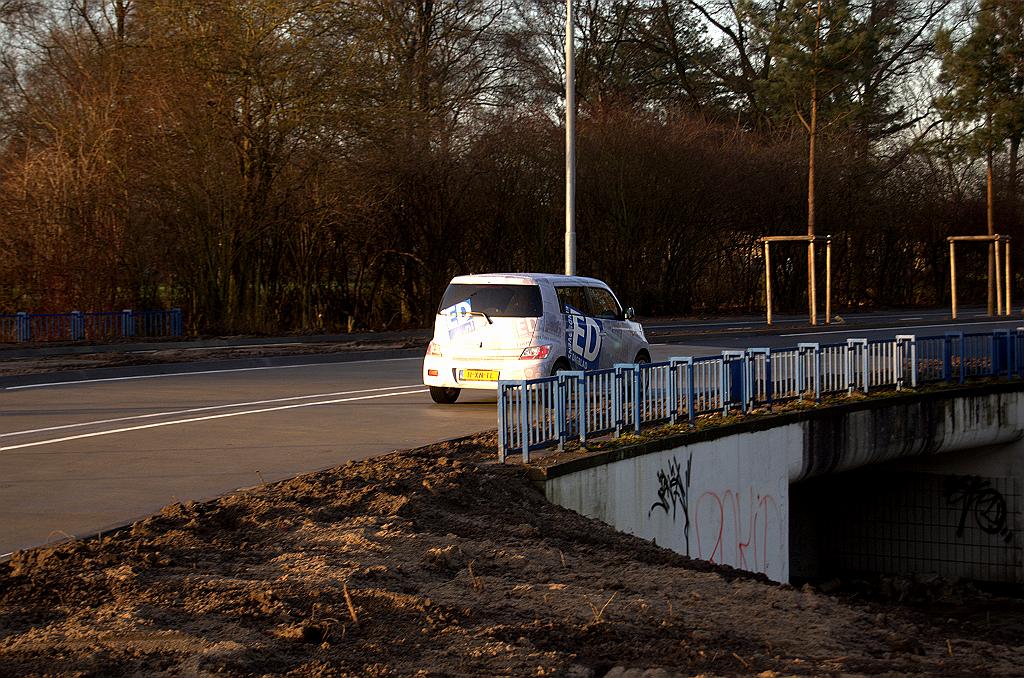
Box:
[0,384,423,438]
[4,356,423,390]
[0,389,429,452]
[782,320,1024,337]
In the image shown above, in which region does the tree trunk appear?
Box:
[1009,135,1019,315]
[806,0,821,326]
[808,101,816,241]
[988,147,995,315]
[1011,134,1020,230]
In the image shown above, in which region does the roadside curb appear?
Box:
[0,347,425,389]
[0,329,432,359]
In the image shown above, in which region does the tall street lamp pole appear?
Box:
[564,0,576,276]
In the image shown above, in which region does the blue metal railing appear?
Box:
[0,309,183,343]
[497,330,1024,462]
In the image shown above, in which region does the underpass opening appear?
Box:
[791,451,1024,585]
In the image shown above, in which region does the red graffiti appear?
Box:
[695,488,781,574]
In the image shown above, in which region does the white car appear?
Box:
[423,273,650,403]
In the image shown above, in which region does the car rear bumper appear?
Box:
[422,355,555,389]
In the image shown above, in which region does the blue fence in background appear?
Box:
[0,309,184,343]
[497,330,1024,462]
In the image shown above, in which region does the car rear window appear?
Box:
[438,284,544,318]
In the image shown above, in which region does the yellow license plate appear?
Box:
[461,369,499,382]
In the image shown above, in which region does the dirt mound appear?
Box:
[1,434,1021,676]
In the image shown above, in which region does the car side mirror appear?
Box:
[624,307,636,320]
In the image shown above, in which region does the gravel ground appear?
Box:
[2,433,1023,676]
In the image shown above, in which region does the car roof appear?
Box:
[448,273,609,287]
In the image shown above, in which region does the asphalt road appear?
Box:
[0,355,478,556]
[2,308,1021,556]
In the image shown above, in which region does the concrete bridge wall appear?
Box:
[536,385,1024,583]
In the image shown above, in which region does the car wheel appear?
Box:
[634,351,651,365]
[550,359,572,376]
[429,386,461,404]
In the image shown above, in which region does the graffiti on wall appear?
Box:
[695,488,782,576]
[645,452,785,578]
[944,475,1015,544]
[648,454,692,555]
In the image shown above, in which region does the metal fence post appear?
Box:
[171,308,183,336]
[615,363,641,434]
[844,342,852,394]
[992,330,1012,378]
[1005,330,1013,378]
[943,334,952,381]
[556,374,567,451]
[895,335,917,389]
[746,348,771,410]
[687,360,696,423]
[1010,330,1018,379]
[121,309,135,338]
[613,366,624,438]
[910,336,918,388]
[1017,328,1024,377]
[796,347,806,397]
[633,364,641,433]
[497,382,508,463]
[989,332,997,377]
[668,359,678,424]
[846,339,867,393]
[722,351,744,414]
[945,332,964,384]
[519,380,530,463]
[814,345,822,401]
[861,342,870,394]
[798,343,821,401]
[1005,329,1013,377]
[743,351,753,411]
[575,372,587,446]
[668,357,693,425]
[16,312,29,342]
[70,311,85,341]
[719,355,727,415]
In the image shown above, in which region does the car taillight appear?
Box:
[520,345,551,360]
[427,341,442,357]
